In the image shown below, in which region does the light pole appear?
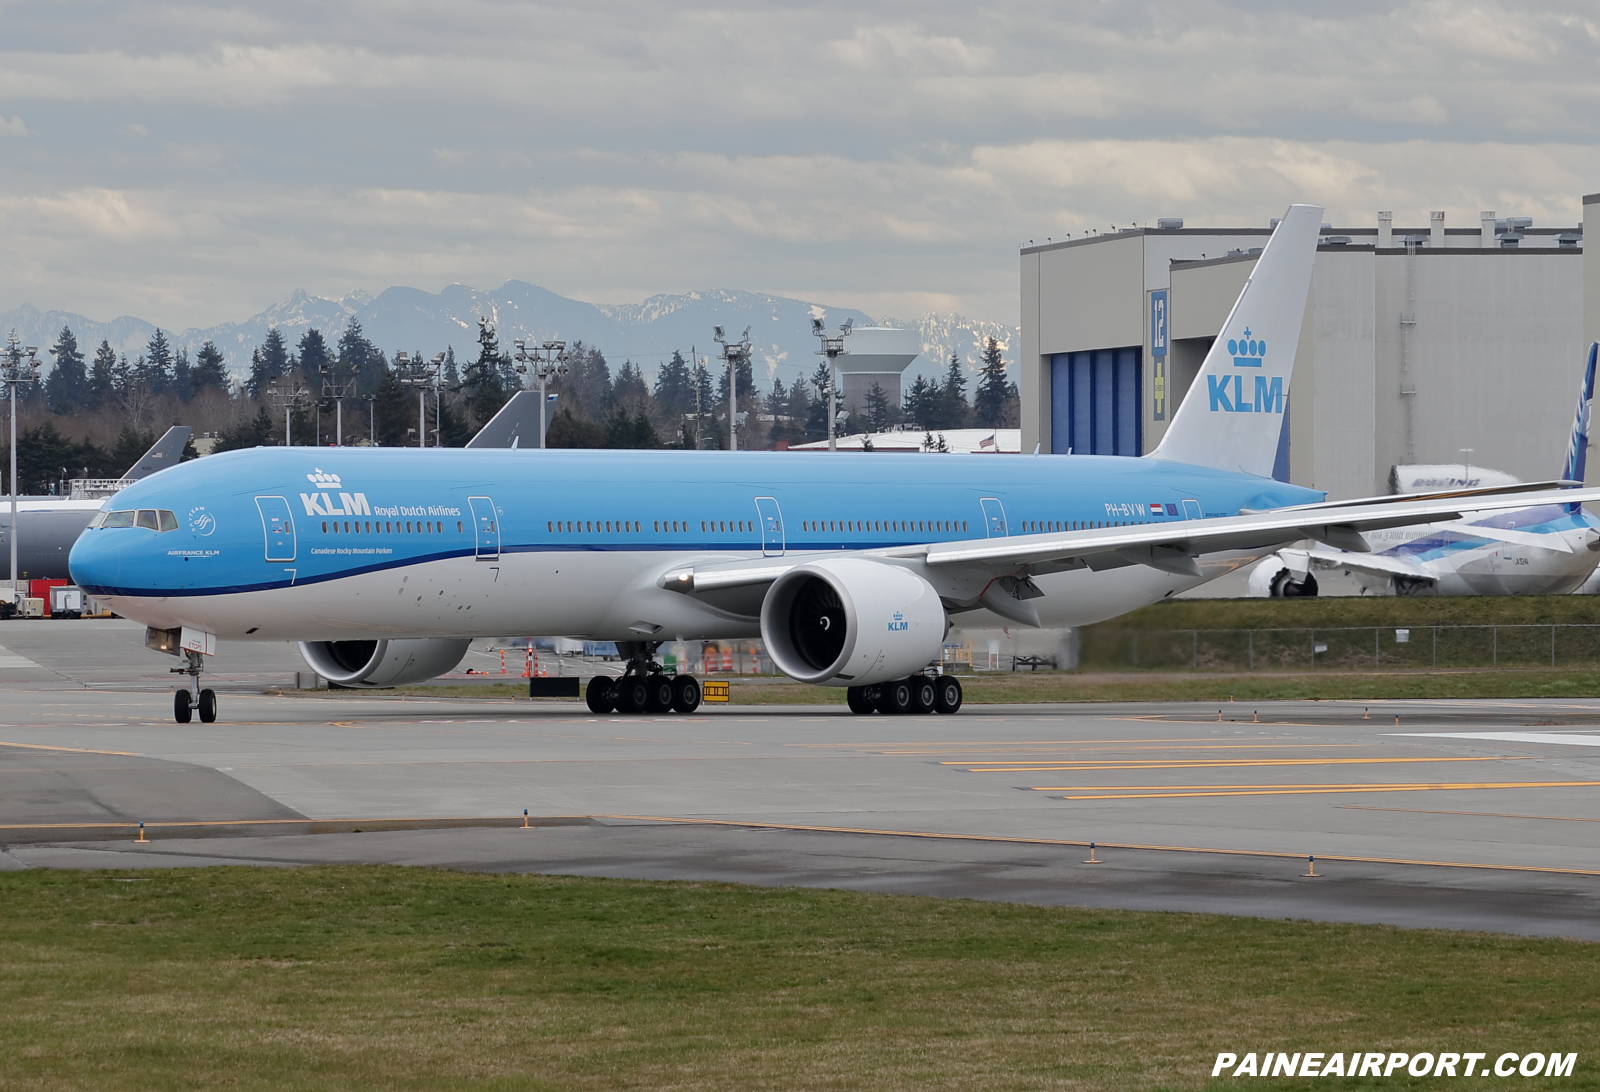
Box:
[396,352,444,447]
[365,394,377,447]
[512,339,569,448]
[266,374,309,447]
[1459,448,1474,488]
[812,316,852,451]
[3,334,41,603]
[714,324,752,451]
[320,361,360,446]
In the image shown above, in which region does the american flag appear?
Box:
[979,434,995,449]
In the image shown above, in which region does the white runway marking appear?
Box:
[1395,732,1600,748]
[0,645,41,670]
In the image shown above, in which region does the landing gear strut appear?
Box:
[586,641,702,715]
[847,672,962,716]
[171,650,217,724]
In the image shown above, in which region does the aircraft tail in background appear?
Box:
[122,426,191,480]
[466,390,547,449]
[1560,342,1598,488]
[1150,203,1323,478]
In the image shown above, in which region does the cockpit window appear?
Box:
[96,508,178,531]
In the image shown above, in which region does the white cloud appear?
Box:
[0,1,1595,331]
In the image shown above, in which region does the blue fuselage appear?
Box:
[69,447,1322,640]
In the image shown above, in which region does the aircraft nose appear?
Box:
[68,526,120,592]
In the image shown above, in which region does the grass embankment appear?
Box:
[2,867,1594,1090]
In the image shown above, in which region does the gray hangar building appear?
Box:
[1019,195,1600,500]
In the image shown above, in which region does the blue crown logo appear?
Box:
[1228,328,1265,367]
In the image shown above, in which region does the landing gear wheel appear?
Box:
[174,689,193,724]
[197,688,217,723]
[613,677,649,714]
[645,673,675,713]
[877,678,913,715]
[933,675,963,715]
[671,675,702,713]
[585,676,616,714]
[846,686,875,715]
[907,675,936,715]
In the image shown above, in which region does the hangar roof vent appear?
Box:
[1156,217,1184,229]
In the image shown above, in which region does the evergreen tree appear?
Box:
[463,317,508,426]
[110,427,158,470]
[212,407,275,452]
[370,368,415,447]
[86,341,117,410]
[336,320,380,396]
[652,350,695,423]
[556,341,613,421]
[143,329,174,395]
[442,345,460,390]
[191,341,229,393]
[545,407,608,448]
[973,337,1013,429]
[865,381,892,433]
[902,374,935,428]
[438,400,474,447]
[171,347,192,403]
[611,361,651,416]
[45,326,86,414]
[297,328,331,380]
[604,407,662,449]
[246,347,272,400]
[938,352,970,428]
[260,327,290,379]
[804,361,834,442]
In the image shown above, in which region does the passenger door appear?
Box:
[1182,499,1203,521]
[980,498,1008,538]
[255,496,296,562]
[468,496,500,560]
[755,497,785,557]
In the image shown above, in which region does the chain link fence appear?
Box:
[1079,624,1600,671]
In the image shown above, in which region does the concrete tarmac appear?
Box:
[2,619,1599,938]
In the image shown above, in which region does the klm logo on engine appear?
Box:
[1207,327,1284,415]
[888,612,909,632]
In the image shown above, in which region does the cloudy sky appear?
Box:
[1,1,1597,331]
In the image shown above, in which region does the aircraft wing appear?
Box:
[663,484,1600,598]
[920,486,1600,575]
[1290,546,1432,581]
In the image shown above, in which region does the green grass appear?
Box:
[0,867,1594,1090]
[1093,594,1600,630]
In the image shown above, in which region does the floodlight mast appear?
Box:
[319,359,361,446]
[713,324,752,451]
[395,352,445,447]
[4,334,41,602]
[513,338,569,448]
[812,316,852,452]
[266,373,310,449]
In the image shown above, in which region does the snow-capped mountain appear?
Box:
[0,283,1018,394]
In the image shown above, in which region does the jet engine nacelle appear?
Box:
[297,638,471,688]
[760,558,944,687]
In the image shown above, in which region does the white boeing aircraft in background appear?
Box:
[1253,343,1600,597]
[68,204,1600,723]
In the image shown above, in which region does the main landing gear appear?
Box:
[171,650,218,724]
[846,673,962,716]
[585,641,702,715]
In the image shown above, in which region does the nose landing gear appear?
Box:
[171,650,217,724]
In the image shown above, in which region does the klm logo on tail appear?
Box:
[1206,328,1284,415]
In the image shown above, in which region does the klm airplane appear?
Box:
[67,206,1600,723]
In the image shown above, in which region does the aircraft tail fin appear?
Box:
[1560,342,1598,484]
[466,390,545,449]
[122,426,192,480]
[1150,204,1323,478]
